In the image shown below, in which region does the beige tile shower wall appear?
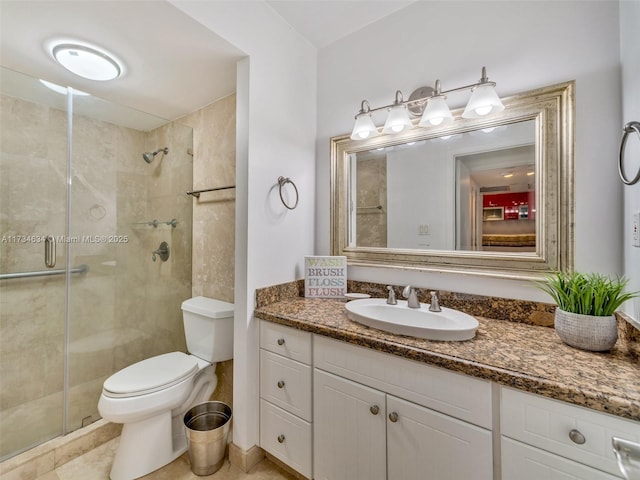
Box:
[356,156,388,247]
[0,91,193,458]
[178,94,236,407]
[1,94,69,457]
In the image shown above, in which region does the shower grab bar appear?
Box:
[0,264,89,280]
[186,185,236,198]
[132,219,178,228]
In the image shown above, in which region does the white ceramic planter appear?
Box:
[554,308,618,352]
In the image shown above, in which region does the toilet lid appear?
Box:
[103,352,199,397]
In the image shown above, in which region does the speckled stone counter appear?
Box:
[255,285,640,423]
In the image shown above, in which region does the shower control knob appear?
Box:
[277,338,285,346]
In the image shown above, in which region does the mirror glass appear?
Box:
[331,82,574,278]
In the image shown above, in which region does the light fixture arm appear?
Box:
[355,100,372,118]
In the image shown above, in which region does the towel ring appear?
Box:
[278,176,299,210]
[619,121,640,186]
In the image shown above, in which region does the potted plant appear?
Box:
[537,271,638,352]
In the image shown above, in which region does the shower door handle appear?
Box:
[44,235,56,268]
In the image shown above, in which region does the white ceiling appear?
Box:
[267,0,416,49]
[0,0,415,129]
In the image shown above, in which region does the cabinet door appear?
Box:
[314,370,386,480]
[502,438,622,480]
[387,395,493,480]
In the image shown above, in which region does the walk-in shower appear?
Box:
[0,67,193,460]
[143,147,169,163]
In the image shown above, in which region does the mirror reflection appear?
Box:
[331,81,574,278]
[350,120,536,253]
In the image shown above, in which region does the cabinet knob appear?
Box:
[277,338,285,345]
[388,412,399,423]
[277,380,285,389]
[277,434,285,443]
[370,405,379,415]
[569,429,586,445]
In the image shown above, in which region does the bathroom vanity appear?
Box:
[255,294,640,480]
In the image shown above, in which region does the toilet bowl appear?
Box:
[98,296,234,480]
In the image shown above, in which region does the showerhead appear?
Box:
[142,147,168,163]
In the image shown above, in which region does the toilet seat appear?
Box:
[103,352,198,398]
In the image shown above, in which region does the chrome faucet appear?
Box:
[402,285,420,309]
[429,291,442,312]
[386,285,397,305]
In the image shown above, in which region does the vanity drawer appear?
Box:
[260,321,312,364]
[502,437,621,479]
[260,349,312,422]
[313,335,492,428]
[260,399,312,479]
[501,387,640,476]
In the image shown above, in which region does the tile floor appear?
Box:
[35,438,297,480]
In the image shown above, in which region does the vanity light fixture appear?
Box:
[350,66,504,140]
[51,42,122,81]
[382,91,413,134]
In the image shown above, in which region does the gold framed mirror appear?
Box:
[330,81,574,279]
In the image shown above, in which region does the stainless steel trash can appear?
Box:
[184,401,232,475]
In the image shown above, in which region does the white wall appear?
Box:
[620,0,640,326]
[170,0,317,451]
[317,1,623,302]
[387,144,453,250]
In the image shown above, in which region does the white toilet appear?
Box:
[98,296,234,480]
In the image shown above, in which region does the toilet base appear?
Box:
[109,411,185,480]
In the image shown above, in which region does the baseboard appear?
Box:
[227,443,265,473]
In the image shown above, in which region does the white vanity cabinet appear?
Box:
[259,322,313,478]
[259,320,639,480]
[386,395,492,479]
[314,370,386,480]
[313,335,493,480]
[501,387,640,479]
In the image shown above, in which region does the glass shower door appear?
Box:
[0,68,69,459]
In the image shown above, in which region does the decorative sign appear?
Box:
[304,256,347,298]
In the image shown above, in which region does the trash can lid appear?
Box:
[103,352,198,397]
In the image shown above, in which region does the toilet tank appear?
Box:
[182,296,234,363]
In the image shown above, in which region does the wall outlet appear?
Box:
[418,224,430,235]
[633,212,640,248]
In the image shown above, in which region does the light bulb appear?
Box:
[350,112,379,140]
[382,104,413,134]
[419,95,453,128]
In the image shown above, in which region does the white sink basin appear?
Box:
[345,298,479,341]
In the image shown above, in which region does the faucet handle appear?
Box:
[429,291,442,312]
[386,285,397,305]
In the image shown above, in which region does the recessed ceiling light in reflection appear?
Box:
[39,79,90,96]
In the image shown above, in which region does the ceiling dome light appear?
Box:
[52,43,122,81]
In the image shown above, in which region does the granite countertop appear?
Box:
[255,296,640,422]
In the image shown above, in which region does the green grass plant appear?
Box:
[537,271,638,317]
